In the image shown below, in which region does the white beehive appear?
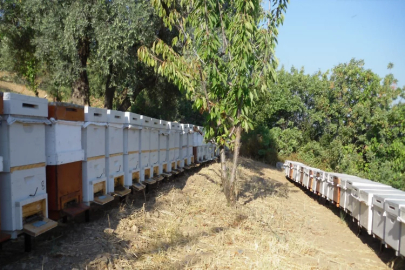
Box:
[140,116,153,181]
[346,180,391,213]
[106,110,127,195]
[167,122,177,170]
[159,120,170,174]
[384,200,405,256]
[171,122,182,169]
[320,172,329,198]
[82,106,107,159]
[0,166,57,238]
[123,112,142,187]
[372,194,405,242]
[186,124,194,164]
[398,205,405,256]
[284,160,292,178]
[82,107,112,205]
[45,119,84,165]
[352,188,399,234]
[0,93,50,172]
[334,174,370,212]
[180,124,188,166]
[149,118,160,176]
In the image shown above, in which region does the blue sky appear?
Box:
[274,0,405,90]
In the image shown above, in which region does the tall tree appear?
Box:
[138,0,288,205]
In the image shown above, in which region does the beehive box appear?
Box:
[159,120,170,174]
[149,118,160,177]
[372,194,405,242]
[170,122,182,170]
[123,112,142,188]
[139,116,153,182]
[0,93,50,172]
[82,106,107,159]
[346,179,391,213]
[106,110,127,195]
[46,161,88,220]
[82,156,113,205]
[82,107,112,205]
[320,172,329,198]
[352,188,399,234]
[0,166,57,238]
[398,205,405,256]
[180,124,188,167]
[46,103,84,165]
[384,200,405,255]
[186,124,194,164]
[333,174,369,211]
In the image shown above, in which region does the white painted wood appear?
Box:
[384,200,405,255]
[171,122,182,167]
[84,106,108,122]
[106,110,124,155]
[106,155,125,193]
[0,116,48,171]
[45,120,84,165]
[399,206,405,256]
[186,124,194,162]
[123,112,142,154]
[0,167,47,233]
[3,92,48,117]
[139,116,152,181]
[0,156,3,172]
[372,195,405,242]
[82,158,107,204]
[346,180,391,213]
[124,153,140,187]
[159,120,170,174]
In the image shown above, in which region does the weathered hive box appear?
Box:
[140,116,152,182]
[297,163,305,183]
[383,200,405,256]
[351,187,398,234]
[180,124,188,167]
[311,169,323,194]
[0,93,50,172]
[186,124,195,164]
[292,162,303,183]
[303,166,316,190]
[149,118,161,178]
[346,180,391,213]
[82,106,113,205]
[46,103,84,165]
[123,112,143,189]
[106,110,128,196]
[0,166,57,238]
[372,194,405,242]
[159,120,170,174]
[398,205,405,256]
[46,103,88,220]
[171,122,182,170]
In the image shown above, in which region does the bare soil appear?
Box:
[0,157,403,269]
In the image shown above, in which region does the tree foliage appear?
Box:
[138,0,288,204]
[242,59,405,189]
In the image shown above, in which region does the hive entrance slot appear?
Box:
[145,168,151,179]
[114,175,130,196]
[171,162,176,170]
[163,164,167,173]
[66,108,77,112]
[22,103,38,109]
[132,172,140,182]
[63,199,79,209]
[93,181,113,205]
[153,166,159,175]
[22,199,46,222]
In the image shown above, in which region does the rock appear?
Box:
[276,162,284,171]
[104,228,114,235]
[131,225,139,233]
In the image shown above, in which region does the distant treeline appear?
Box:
[241,59,405,189]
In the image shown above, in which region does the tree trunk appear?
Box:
[227,125,242,205]
[220,146,227,186]
[71,38,91,105]
[104,63,116,109]
[117,96,131,111]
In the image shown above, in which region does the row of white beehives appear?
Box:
[284,160,405,257]
[0,92,218,239]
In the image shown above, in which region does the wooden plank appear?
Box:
[62,203,90,218]
[144,178,156,185]
[109,152,123,158]
[132,182,146,191]
[93,194,114,205]
[93,181,106,194]
[22,199,46,219]
[48,103,84,121]
[128,151,139,155]
[153,175,164,182]
[87,155,105,162]
[23,217,57,237]
[162,173,172,177]
[10,162,46,173]
[113,188,131,197]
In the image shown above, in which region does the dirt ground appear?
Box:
[0,158,403,269]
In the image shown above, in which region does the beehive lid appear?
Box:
[48,102,84,121]
[107,110,125,124]
[84,106,108,122]
[386,200,405,218]
[160,119,170,130]
[151,118,160,129]
[124,112,143,126]
[170,122,182,131]
[141,115,154,128]
[2,92,48,117]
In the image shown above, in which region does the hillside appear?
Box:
[1,157,401,270]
